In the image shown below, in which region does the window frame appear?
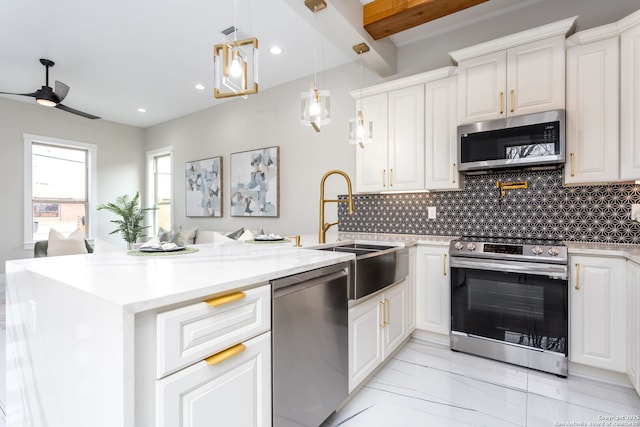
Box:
[23,134,97,249]
[146,146,173,235]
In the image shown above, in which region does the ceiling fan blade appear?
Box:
[55,103,100,119]
[54,81,70,102]
[0,91,39,98]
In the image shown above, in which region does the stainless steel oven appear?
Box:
[449,238,568,376]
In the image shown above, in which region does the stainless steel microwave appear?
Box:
[457,110,565,173]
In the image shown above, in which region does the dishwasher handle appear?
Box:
[272,265,349,299]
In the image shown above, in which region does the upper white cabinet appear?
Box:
[425,75,463,190]
[620,11,640,181]
[451,17,576,125]
[570,255,627,373]
[355,85,425,192]
[565,28,620,185]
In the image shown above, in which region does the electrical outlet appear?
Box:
[632,204,640,222]
[428,206,437,220]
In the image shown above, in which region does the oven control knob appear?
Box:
[454,242,464,251]
[548,246,560,256]
[532,245,543,255]
[466,243,476,251]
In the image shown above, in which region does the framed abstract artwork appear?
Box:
[185,156,223,217]
[230,146,279,217]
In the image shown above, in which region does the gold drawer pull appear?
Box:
[205,343,246,366]
[443,254,447,276]
[499,91,504,114]
[384,298,390,326]
[452,163,456,184]
[390,169,393,187]
[382,169,386,187]
[510,89,515,113]
[379,301,385,328]
[570,153,575,177]
[205,291,246,308]
[575,263,580,290]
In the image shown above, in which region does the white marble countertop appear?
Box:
[566,241,640,264]
[6,242,354,313]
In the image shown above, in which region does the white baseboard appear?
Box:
[411,329,450,347]
[569,362,634,388]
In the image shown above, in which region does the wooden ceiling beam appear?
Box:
[364,0,489,40]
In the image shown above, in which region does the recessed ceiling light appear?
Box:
[195,84,205,90]
[137,108,147,113]
[269,46,283,55]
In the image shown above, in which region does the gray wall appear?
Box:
[144,64,362,236]
[0,97,145,272]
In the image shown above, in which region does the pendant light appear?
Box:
[349,43,373,148]
[213,0,258,99]
[301,0,330,132]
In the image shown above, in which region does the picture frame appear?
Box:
[185,156,223,217]
[230,146,279,217]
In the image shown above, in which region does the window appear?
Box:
[24,134,97,247]
[147,147,173,234]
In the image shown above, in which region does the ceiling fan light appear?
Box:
[37,98,56,107]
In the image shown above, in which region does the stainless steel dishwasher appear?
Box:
[271,261,349,427]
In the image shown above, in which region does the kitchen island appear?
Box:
[5,242,353,427]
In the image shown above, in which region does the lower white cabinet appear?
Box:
[406,246,417,333]
[348,280,407,392]
[627,261,640,395]
[156,332,271,427]
[415,245,450,341]
[570,256,627,372]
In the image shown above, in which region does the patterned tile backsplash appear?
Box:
[338,169,640,244]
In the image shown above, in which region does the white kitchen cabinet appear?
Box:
[355,85,425,192]
[156,332,271,427]
[565,32,619,185]
[425,75,463,190]
[570,256,627,373]
[456,36,565,124]
[415,245,450,343]
[348,280,407,392]
[620,12,640,181]
[627,261,640,395]
[406,246,417,333]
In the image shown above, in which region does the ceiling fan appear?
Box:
[0,58,100,119]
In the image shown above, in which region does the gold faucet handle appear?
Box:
[288,235,302,247]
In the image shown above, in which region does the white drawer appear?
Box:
[156,284,271,378]
[156,332,272,427]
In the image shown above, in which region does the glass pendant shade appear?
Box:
[349,110,373,147]
[301,82,330,132]
[213,37,259,99]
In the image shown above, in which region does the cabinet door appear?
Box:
[388,85,425,191]
[348,295,384,392]
[570,256,626,372]
[406,247,417,333]
[382,281,407,358]
[355,93,388,192]
[620,23,640,181]
[156,332,271,427]
[506,36,565,117]
[457,50,506,124]
[628,261,640,394]
[415,246,450,337]
[425,76,462,190]
[565,37,619,185]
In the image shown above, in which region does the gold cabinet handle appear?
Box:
[384,298,390,326]
[443,254,447,276]
[389,169,393,187]
[205,291,246,308]
[575,263,580,290]
[205,343,246,366]
[570,153,575,177]
[510,89,515,113]
[379,300,385,328]
[499,91,504,114]
[382,169,386,187]
[452,163,456,184]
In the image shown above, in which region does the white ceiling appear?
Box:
[0,0,630,128]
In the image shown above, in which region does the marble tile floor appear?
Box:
[323,339,640,427]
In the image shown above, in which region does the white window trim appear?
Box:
[23,133,98,249]
[146,146,173,233]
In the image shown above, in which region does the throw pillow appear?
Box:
[47,228,89,257]
[225,227,245,240]
[237,229,255,241]
[213,232,234,243]
[178,227,198,245]
[157,227,172,242]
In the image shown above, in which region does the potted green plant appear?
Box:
[97,192,156,249]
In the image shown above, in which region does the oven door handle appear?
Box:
[450,257,567,279]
